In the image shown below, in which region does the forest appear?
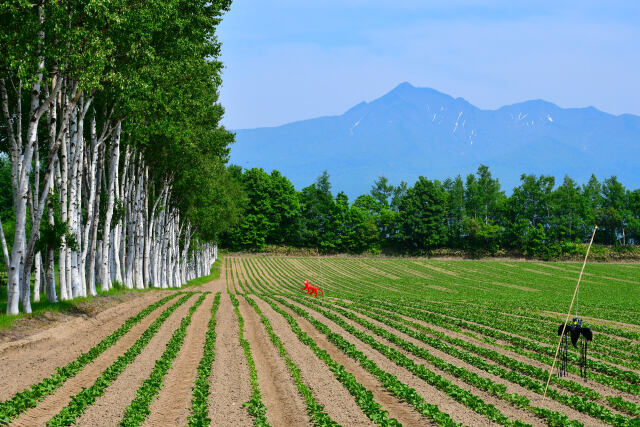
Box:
[0,0,242,315]
[221,165,640,257]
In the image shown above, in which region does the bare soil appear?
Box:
[0,291,168,345]
[390,309,640,407]
[11,293,176,426]
[143,293,214,427]
[252,296,376,426]
[237,296,311,426]
[207,292,253,426]
[274,298,450,426]
[333,301,610,426]
[0,291,172,403]
[281,298,495,426]
[75,293,197,426]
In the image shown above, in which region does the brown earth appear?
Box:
[0,290,172,401]
[11,293,183,427]
[251,296,376,426]
[143,293,214,427]
[0,291,169,345]
[207,292,254,426]
[275,297,478,426]
[281,298,501,426]
[237,296,311,426]
[388,308,640,407]
[74,294,198,426]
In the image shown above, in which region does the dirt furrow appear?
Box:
[0,291,171,401]
[208,293,253,426]
[252,296,375,426]
[238,296,311,426]
[73,294,197,427]
[10,294,176,427]
[274,297,451,426]
[142,293,214,427]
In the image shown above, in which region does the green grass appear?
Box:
[0,280,145,330]
[0,255,224,328]
[183,254,224,288]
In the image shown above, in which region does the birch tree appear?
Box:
[1,0,239,315]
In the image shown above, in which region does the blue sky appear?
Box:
[218,1,640,130]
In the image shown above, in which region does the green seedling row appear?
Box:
[188,292,222,426]
[243,295,339,426]
[0,293,181,425]
[46,293,194,426]
[120,293,209,426]
[259,296,406,426]
[229,293,269,426]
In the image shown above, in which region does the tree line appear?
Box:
[0,1,241,315]
[221,165,640,257]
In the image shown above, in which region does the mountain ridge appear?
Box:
[230,82,640,198]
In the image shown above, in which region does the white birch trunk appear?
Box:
[99,121,121,291]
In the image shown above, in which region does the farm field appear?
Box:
[1,256,639,426]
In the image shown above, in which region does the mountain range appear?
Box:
[230,82,640,198]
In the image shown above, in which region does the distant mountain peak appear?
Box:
[232,83,640,198]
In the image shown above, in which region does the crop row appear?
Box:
[299,295,635,427]
[466,303,640,357]
[250,256,637,381]
[0,293,181,424]
[261,294,450,426]
[247,257,640,417]
[242,295,339,426]
[248,256,637,377]
[376,297,640,396]
[338,299,640,418]
[47,292,195,426]
[272,257,638,328]
[286,295,583,427]
[293,258,638,371]
[243,256,639,410]
[187,292,222,426]
[229,293,269,425]
[120,293,209,426]
[417,302,639,369]
[362,298,640,395]
[506,308,640,347]
[269,295,523,426]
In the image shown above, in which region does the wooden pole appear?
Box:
[543,225,598,398]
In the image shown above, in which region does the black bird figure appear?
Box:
[557,317,593,380]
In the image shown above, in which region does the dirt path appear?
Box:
[0,291,171,401]
[208,292,253,426]
[238,296,311,426]
[273,297,442,426]
[74,294,197,426]
[11,294,178,427]
[252,296,375,426]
